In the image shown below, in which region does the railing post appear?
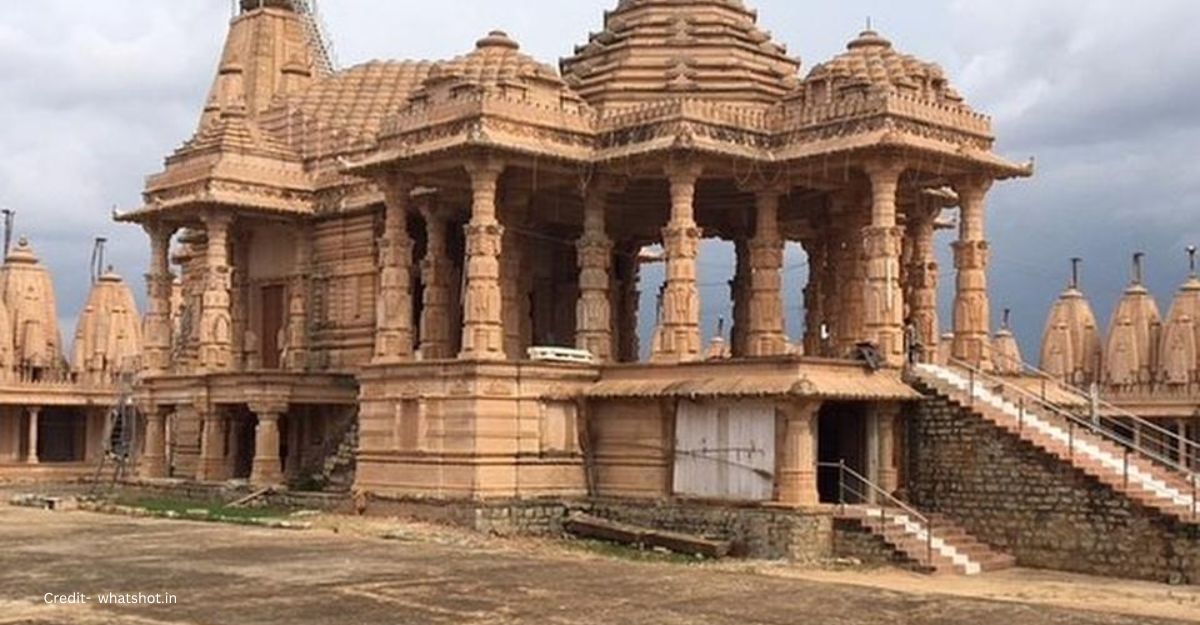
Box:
[1068,421,1075,460]
[838,459,847,513]
[926,516,933,570]
[1123,449,1130,491]
[969,368,975,407]
[1018,398,1025,433]
[1040,377,1047,402]
[1192,475,1197,522]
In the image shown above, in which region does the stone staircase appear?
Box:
[838,506,1015,575]
[912,363,1199,524]
[313,419,358,493]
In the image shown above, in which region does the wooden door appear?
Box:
[673,400,775,500]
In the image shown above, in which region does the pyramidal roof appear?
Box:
[1040,263,1102,385]
[73,269,143,379]
[561,0,801,108]
[0,237,66,371]
[1104,255,1162,386]
[1158,252,1200,385]
[802,29,965,107]
[992,309,1024,375]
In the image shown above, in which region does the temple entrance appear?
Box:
[260,284,285,370]
[38,409,87,463]
[817,402,869,503]
[230,410,256,480]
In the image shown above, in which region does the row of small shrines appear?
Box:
[0,237,143,384]
[1036,253,1200,391]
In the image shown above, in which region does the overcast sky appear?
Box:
[1,0,1197,358]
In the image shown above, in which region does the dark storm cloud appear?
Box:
[946,0,1200,355]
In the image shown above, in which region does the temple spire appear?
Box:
[1070,257,1082,290]
[1189,245,1197,278]
[1132,252,1145,285]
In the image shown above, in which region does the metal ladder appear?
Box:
[89,373,139,494]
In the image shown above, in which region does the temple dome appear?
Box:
[411,31,586,110]
[560,0,802,108]
[992,309,1024,375]
[72,268,144,380]
[1103,255,1162,386]
[1158,256,1200,385]
[0,237,66,372]
[799,29,966,108]
[1039,263,1102,385]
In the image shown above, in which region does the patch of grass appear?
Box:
[119,497,293,520]
[562,538,708,565]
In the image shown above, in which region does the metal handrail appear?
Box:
[940,357,1198,521]
[982,342,1200,462]
[818,460,934,569]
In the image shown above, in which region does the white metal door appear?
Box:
[673,400,775,500]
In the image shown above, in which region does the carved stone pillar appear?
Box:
[776,401,819,506]
[419,199,455,360]
[907,202,940,362]
[802,236,828,357]
[143,222,176,374]
[730,238,751,357]
[576,184,615,361]
[249,402,285,485]
[26,407,40,464]
[746,189,787,357]
[833,195,867,356]
[374,174,416,363]
[199,212,233,372]
[501,190,530,360]
[652,163,704,363]
[817,218,840,358]
[863,160,906,366]
[285,226,311,371]
[616,242,642,363]
[141,407,168,478]
[197,406,226,481]
[875,404,900,496]
[952,176,994,369]
[460,160,506,360]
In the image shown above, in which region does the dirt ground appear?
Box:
[1,504,1197,625]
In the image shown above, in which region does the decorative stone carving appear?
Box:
[419,198,455,360]
[501,188,530,360]
[952,176,994,369]
[746,188,788,357]
[862,159,906,366]
[142,222,176,374]
[284,224,311,371]
[459,159,506,361]
[199,212,234,372]
[576,180,616,361]
[374,173,416,364]
[905,202,940,361]
[651,161,704,363]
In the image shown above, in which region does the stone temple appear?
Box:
[4,0,1198,583]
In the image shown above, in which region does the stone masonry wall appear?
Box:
[582,499,834,562]
[908,394,1200,584]
[365,495,835,562]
